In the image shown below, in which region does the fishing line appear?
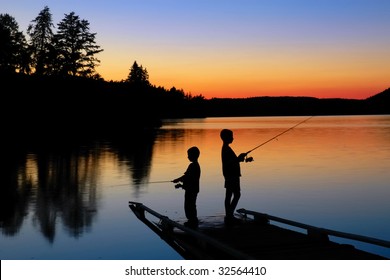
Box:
[246,116,314,155]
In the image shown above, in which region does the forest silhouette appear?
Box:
[1,7,389,142]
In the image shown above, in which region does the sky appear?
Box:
[2,0,390,99]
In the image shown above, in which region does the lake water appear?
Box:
[1,115,389,259]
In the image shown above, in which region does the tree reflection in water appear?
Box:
[0,130,158,242]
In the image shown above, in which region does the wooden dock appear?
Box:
[128,201,389,260]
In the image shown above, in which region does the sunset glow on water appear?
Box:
[1,115,389,260]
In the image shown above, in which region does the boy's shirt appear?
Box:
[221,144,241,178]
[183,162,201,193]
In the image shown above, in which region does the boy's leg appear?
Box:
[225,188,233,218]
[185,192,198,222]
[230,189,241,215]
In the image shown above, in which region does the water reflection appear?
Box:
[108,130,158,195]
[0,131,158,242]
[1,147,31,237]
[1,115,389,259]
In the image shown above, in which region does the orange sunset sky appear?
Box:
[2,0,390,99]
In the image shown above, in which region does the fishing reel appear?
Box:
[245,156,254,162]
[174,183,183,189]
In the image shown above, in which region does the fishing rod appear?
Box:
[152,181,186,189]
[110,180,185,190]
[109,180,173,188]
[149,180,186,189]
[148,180,173,184]
[245,116,314,157]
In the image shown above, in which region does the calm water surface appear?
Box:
[1,115,389,259]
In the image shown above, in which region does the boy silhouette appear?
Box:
[173,146,201,228]
[220,129,247,224]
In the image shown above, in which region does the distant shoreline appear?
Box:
[3,74,389,136]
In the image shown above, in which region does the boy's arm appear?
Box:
[172,175,184,183]
[238,152,248,162]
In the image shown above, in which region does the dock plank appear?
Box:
[128,201,388,260]
[190,216,387,260]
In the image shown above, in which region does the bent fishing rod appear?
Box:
[245,116,314,157]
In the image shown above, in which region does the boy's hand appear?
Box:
[238,153,247,161]
[172,178,179,183]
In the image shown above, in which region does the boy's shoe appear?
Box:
[184,219,198,229]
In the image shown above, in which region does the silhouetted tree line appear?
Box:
[203,94,390,117]
[1,6,389,141]
[1,7,205,137]
[1,7,103,77]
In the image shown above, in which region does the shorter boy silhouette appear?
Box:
[173,146,201,228]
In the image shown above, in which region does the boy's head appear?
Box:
[220,129,233,143]
[187,146,200,161]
